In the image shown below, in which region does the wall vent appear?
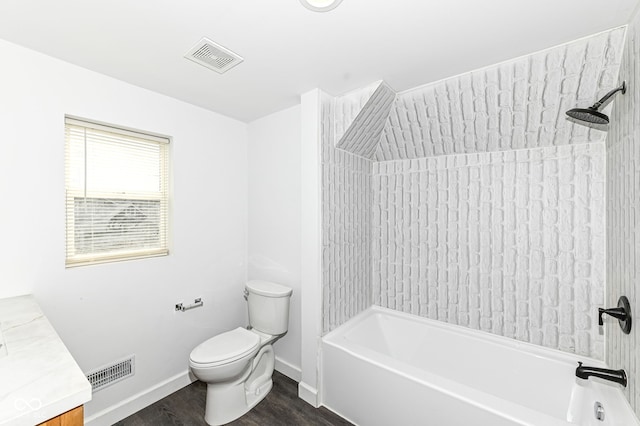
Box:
[184,37,244,74]
[86,355,135,392]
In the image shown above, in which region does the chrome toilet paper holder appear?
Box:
[176,298,203,312]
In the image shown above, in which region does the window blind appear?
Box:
[65,117,170,267]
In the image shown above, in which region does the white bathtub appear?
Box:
[322,306,639,426]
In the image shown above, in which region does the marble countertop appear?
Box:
[0,295,92,425]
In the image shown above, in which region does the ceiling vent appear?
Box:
[184,37,244,74]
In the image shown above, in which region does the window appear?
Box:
[65,117,170,267]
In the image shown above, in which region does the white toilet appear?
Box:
[189,280,292,425]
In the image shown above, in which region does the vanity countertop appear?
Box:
[0,295,92,425]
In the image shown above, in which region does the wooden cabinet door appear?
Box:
[37,405,83,426]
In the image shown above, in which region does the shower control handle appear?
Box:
[598,296,632,334]
[598,307,627,324]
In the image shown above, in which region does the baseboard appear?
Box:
[298,381,319,408]
[275,356,302,382]
[85,361,303,425]
[85,370,194,426]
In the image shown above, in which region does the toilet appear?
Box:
[189,280,292,425]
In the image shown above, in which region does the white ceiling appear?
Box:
[0,0,637,123]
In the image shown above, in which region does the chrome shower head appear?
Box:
[566,81,626,126]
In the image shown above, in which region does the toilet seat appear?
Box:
[190,327,260,368]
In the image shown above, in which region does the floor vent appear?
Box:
[184,37,244,74]
[87,355,135,392]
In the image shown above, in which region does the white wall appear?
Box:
[247,105,302,376]
[0,39,248,423]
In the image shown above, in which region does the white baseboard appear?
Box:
[85,361,303,425]
[275,356,302,382]
[298,381,319,408]
[85,370,194,426]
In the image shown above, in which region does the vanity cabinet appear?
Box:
[37,406,83,426]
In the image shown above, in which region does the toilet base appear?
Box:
[204,378,273,425]
[203,345,276,425]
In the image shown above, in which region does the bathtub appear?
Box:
[321,306,639,426]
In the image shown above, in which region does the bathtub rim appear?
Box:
[322,305,606,368]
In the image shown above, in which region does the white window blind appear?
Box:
[65,117,170,267]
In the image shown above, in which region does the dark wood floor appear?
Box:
[114,371,353,426]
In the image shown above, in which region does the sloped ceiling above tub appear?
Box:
[331,27,626,162]
[334,81,381,142]
[336,82,396,159]
[373,27,625,161]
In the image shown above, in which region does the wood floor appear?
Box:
[114,371,353,426]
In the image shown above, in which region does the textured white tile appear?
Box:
[322,95,373,333]
[336,82,396,159]
[607,9,640,418]
[375,27,625,161]
[334,81,381,145]
[322,28,620,371]
[372,143,606,358]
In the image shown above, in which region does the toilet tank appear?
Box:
[246,280,292,335]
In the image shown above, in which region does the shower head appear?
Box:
[566,81,626,126]
[565,107,610,125]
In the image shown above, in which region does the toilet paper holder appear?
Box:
[175,298,203,312]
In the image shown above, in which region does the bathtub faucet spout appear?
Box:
[575,362,627,387]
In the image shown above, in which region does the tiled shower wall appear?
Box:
[372,143,605,358]
[375,28,624,161]
[607,7,640,415]
[321,96,372,333]
[320,27,625,362]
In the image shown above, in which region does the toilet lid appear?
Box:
[246,280,292,297]
[190,327,260,366]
